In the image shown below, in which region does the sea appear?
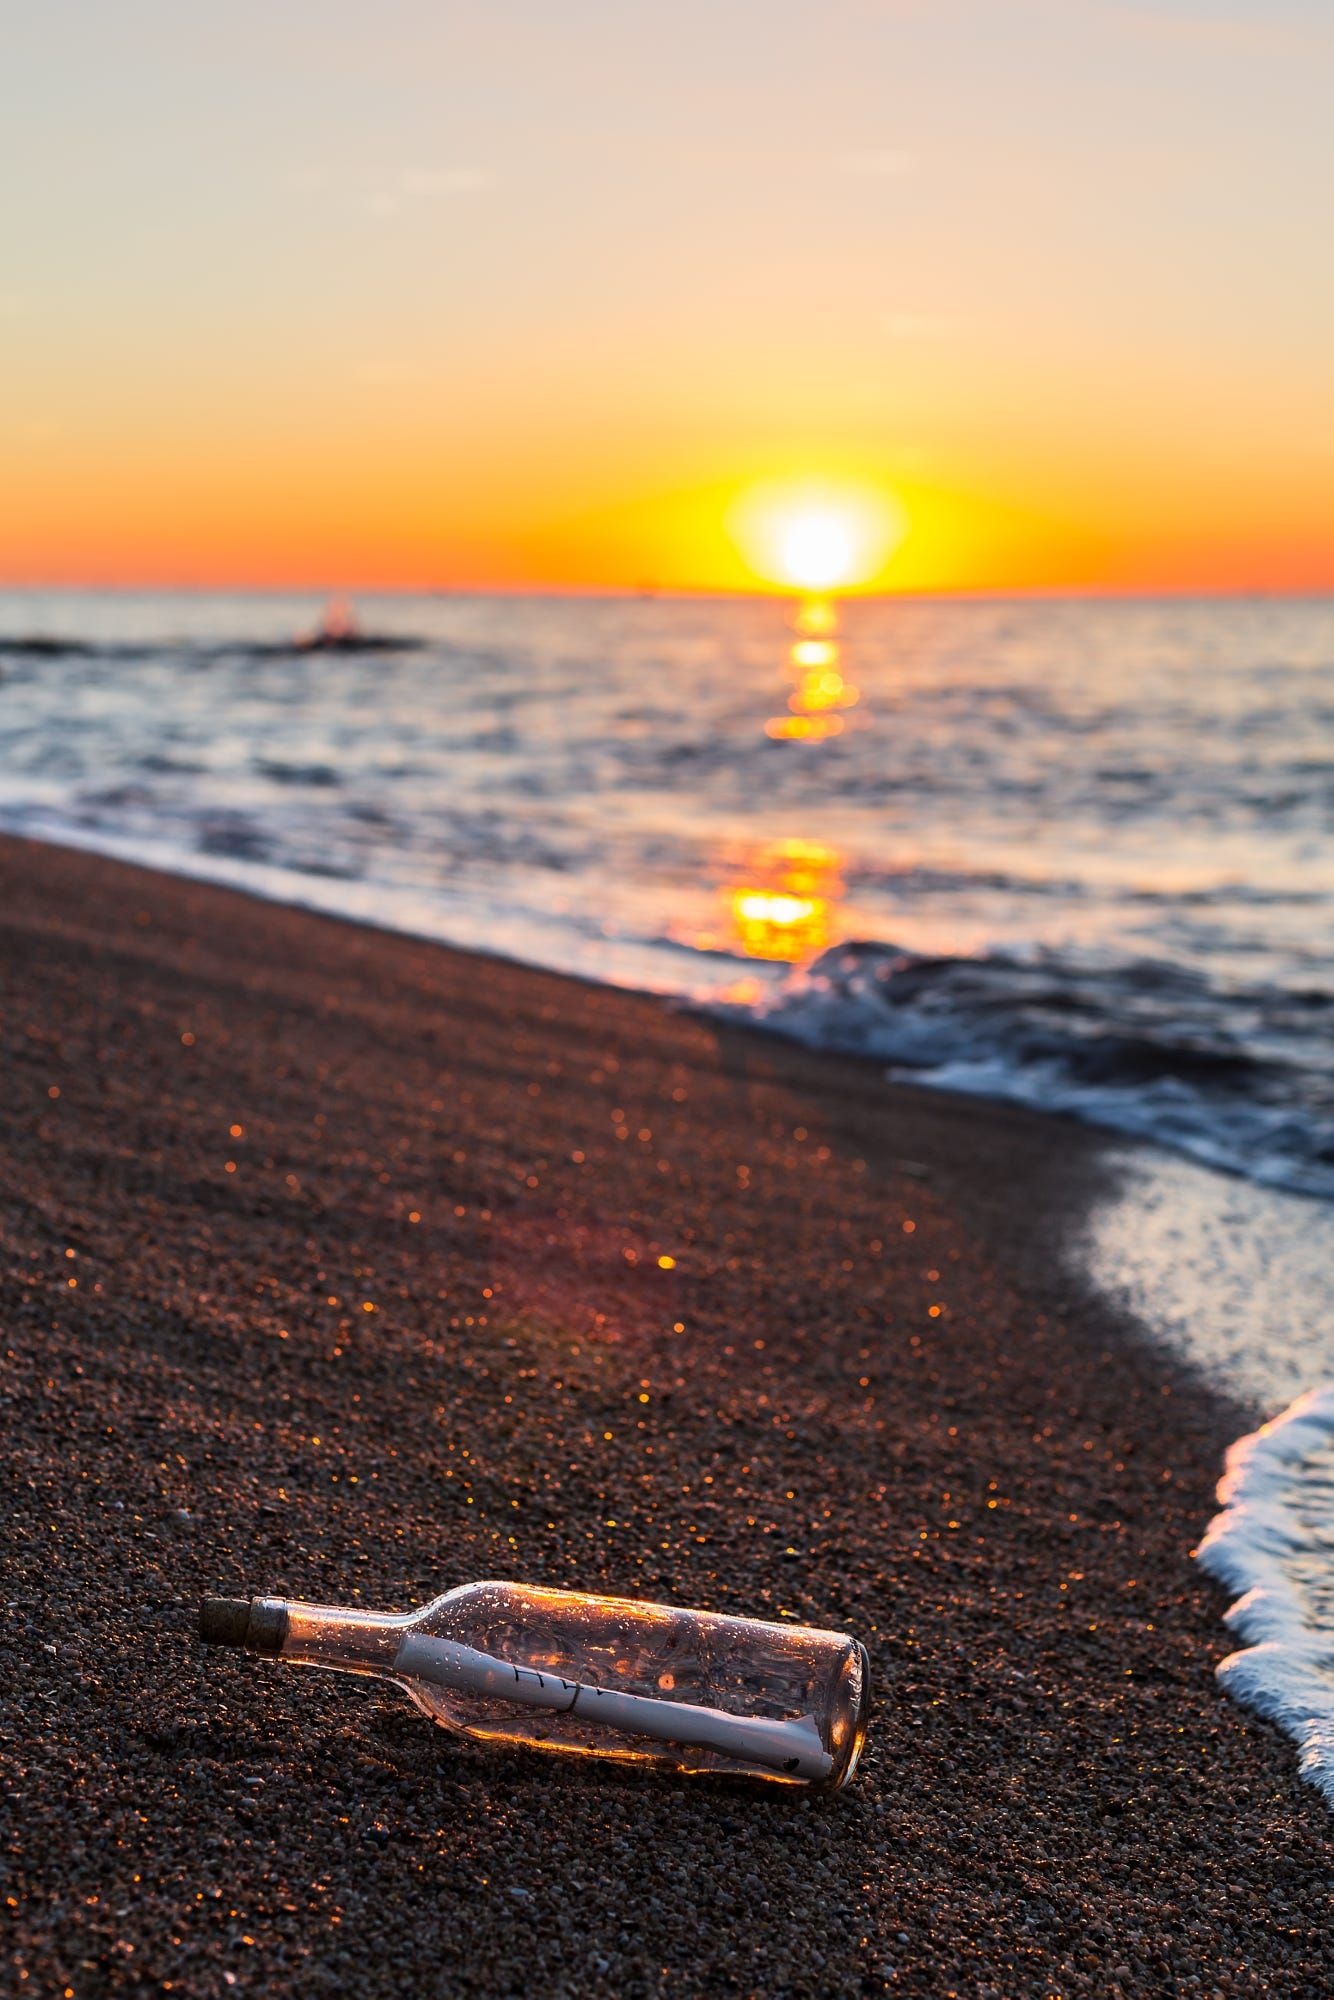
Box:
[2,587,1331,1798]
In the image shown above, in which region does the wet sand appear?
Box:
[3,834,1330,1998]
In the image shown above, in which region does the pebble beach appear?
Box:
[3,834,1331,1997]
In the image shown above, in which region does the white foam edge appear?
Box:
[1195,1383,1334,1805]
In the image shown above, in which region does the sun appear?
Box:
[727,479,905,593]
[779,511,859,591]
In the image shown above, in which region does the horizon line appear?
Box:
[3,579,1334,605]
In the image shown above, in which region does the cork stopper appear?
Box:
[199,1595,289,1656]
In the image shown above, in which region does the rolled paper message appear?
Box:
[394,1632,834,1780]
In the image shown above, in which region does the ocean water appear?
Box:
[3,588,1332,1796]
[3,590,1331,1195]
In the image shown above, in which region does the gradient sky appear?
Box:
[3,1,1333,592]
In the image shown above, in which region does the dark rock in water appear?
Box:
[293,596,422,654]
[0,635,97,658]
[292,629,420,653]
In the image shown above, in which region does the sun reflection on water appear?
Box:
[792,639,837,669]
[727,838,845,962]
[794,597,839,637]
[695,597,863,968]
[765,712,846,741]
[765,596,863,737]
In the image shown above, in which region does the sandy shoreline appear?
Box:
[3,833,1330,1997]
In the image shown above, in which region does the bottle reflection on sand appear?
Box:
[765,597,862,741]
[728,838,845,964]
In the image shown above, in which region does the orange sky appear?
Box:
[4,2,1333,594]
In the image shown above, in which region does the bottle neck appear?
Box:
[279,1599,407,1679]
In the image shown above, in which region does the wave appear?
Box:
[1196,1387,1334,1807]
[723,941,1334,1199]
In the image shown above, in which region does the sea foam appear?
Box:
[1196,1386,1334,1806]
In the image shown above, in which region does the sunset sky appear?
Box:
[4,1,1333,593]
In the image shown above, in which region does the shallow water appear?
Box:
[1077,1147,1334,1807]
[1081,1149,1334,1415]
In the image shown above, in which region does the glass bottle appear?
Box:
[199,1580,871,1788]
